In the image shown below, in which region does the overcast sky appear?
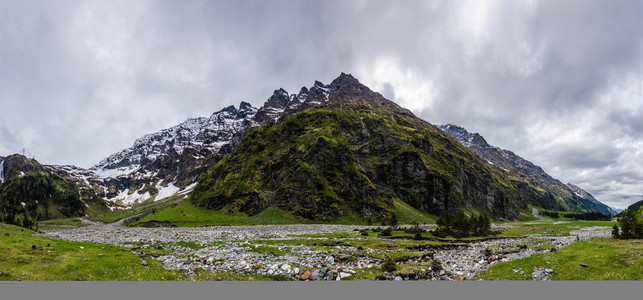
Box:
[0,0,641,208]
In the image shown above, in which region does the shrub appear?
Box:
[612,224,620,239]
[379,227,393,237]
[432,210,493,238]
[380,257,397,272]
[616,208,643,239]
[387,213,398,227]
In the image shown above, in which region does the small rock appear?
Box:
[253,263,262,269]
[310,269,322,280]
[300,270,311,280]
[580,263,589,268]
[338,255,352,261]
[281,264,291,271]
[141,259,148,266]
[394,276,402,281]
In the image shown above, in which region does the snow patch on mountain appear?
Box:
[155,184,181,201]
[0,159,4,183]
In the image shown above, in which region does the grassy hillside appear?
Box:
[191,101,529,223]
[126,197,437,227]
[475,237,643,280]
[0,223,184,281]
[0,155,109,224]
[0,171,85,224]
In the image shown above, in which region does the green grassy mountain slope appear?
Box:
[0,155,108,224]
[191,75,530,222]
[623,199,643,214]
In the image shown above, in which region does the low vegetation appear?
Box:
[432,210,497,238]
[612,207,643,239]
[130,200,310,227]
[538,209,612,221]
[0,223,184,281]
[476,238,643,280]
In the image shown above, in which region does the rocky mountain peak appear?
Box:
[439,124,490,148]
[239,101,253,112]
[265,88,290,110]
[329,72,360,89]
[221,104,237,113]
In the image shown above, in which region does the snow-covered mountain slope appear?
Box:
[0,157,5,183]
[71,102,256,208]
[92,102,257,176]
[438,124,617,215]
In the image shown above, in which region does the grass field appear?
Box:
[125,197,437,227]
[90,194,186,224]
[130,200,311,226]
[475,237,643,280]
[0,223,185,281]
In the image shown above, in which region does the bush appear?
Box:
[432,210,493,238]
[379,227,393,237]
[380,257,397,272]
[616,208,643,239]
[387,213,398,227]
[612,224,620,239]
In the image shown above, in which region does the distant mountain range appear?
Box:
[0,73,619,223]
[438,124,617,215]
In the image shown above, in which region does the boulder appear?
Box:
[300,270,311,280]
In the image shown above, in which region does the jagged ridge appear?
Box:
[438,124,616,215]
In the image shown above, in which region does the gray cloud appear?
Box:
[0,0,641,208]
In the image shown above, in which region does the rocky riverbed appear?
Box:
[40,223,611,281]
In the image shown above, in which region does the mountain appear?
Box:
[191,73,532,221]
[624,199,643,214]
[0,154,109,222]
[80,102,258,207]
[438,124,617,215]
[1,101,260,214]
[1,72,619,222]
